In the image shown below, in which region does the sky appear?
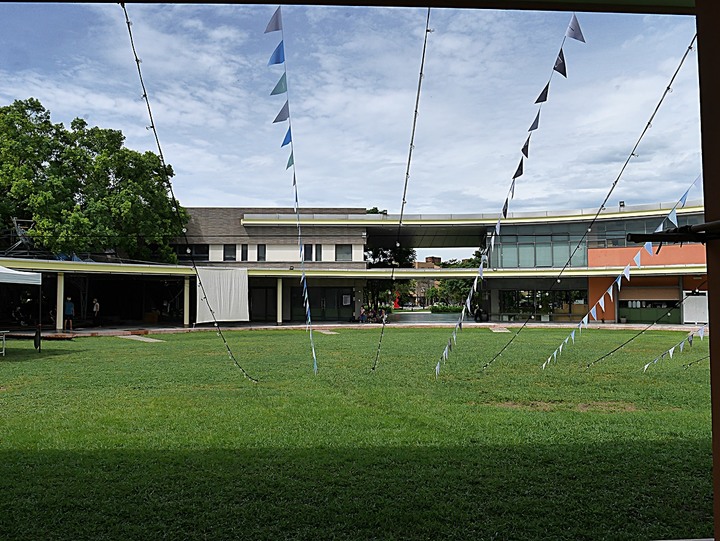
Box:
[0,4,702,260]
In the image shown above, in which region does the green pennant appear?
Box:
[271,73,287,95]
[286,152,294,170]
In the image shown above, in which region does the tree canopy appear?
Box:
[0,98,186,262]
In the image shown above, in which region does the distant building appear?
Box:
[0,200,707,328]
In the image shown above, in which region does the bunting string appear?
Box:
[266,6,319,375]
[541,175,702,370]
[372,7,432,373]
[120,4,257,383]
[643,324,709,372]
[583,279,708,370]
[484,32,698,371]
[435,13,587,378]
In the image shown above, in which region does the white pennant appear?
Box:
[607,285,614,302]
[623,265,631,282]
[599,295,605,312]
[634,251,642,269]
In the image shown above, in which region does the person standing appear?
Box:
[63,296,75,331]
[92,298,100,326]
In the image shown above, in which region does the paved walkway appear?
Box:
[4,320,708,340]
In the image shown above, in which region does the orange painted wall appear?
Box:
[588,276,617,322]
[588,244,706,267]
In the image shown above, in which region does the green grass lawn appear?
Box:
[0,327,712,540]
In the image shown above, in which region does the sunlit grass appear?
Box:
[0,327,712,540]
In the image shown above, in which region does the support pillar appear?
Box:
[184,276,191,328]
[276,278,283,325]
[55,272,64,331]
[696,1,720,537]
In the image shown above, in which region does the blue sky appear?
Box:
[0,3,701,259]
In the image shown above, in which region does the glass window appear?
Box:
[501,244,518,268]
[536,244,552,267]
[518,244,534,267]
[303,244,313,262]
[176,244,209,261]
[570,246,587,267]
[335,244,352,262]
[315,244,323,261]
[223,244,236,261]
[257,244,266,262]
[241,244,248,262]
[552,243,570,267]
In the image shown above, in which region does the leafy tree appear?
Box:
[0,98,186,262]
[364,245,416,310]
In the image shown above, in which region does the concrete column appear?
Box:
[696,1,720,537]
[183,276,191,327]
[276,277,283,325]
[55,272,64,331]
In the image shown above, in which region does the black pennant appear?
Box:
[512,157,524,179]
[521,135,530,159]
[553,48,567,78]
[535,82,549,104]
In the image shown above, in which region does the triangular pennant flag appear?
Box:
[268,41,285,66]
[521,135,531,159]
[435,361,441,379]
[292,173,297,186]
[273,101,290,123]
[553,48,567,78]
[265,6,283,33]
[559,342,564,355]
[564,337,570,346]
[465,296,472,313]
[286,152,294,169]
[679,188,690,208]
[688,334,694,347]
[699,327,706,340]
[571,329,576,343]
[607,285,614,302]
[491,234,496,252]
[543,358,550,370]
[654,221,664,233]
[495,220,501,236]
[553,349,558,362]
[623,264,631,282]
[502,198,509,219]
[281,127,292,147]
[512,157,524,179]
[529,110,540,132]
[668,209,678,227]
[599,295,605,312]
[478,265,484,279]
[615,275,622,291]
[680,340,685,353]
[644,242,653,256]
[535,83,549,104]
[510,178,516,199]
[271,72,288,95]
[669,346,675,359]
[643,361,653,373]
[566,13,586,43]
[582,315,588,328]
[633,251,642,269]
[590,306,597,321]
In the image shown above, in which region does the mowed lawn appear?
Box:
[0,327,712,540]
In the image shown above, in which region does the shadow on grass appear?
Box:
[0,440,712,541]
[0,346,87,363]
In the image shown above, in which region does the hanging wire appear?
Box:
[482,33,698,371]
[371,7,432,372]
[120,3,257,383]
[684,355,710,369]
[584,279,708,370]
